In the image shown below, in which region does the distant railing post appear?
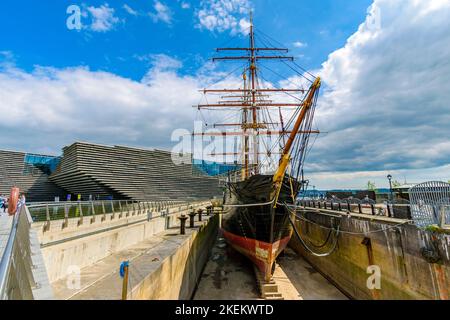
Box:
[77,202,83,226]
[90,201,96,224]
[387,203,392,217]
[358,203,362,214]
[129,202,134,217]
[62,203,69,229]
[44,204,50,232]
[371,204,376,215]
[101,201,106,222]
[111,201,116,220]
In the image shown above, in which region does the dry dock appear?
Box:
[2,198,449,300]
[194,233,347,300]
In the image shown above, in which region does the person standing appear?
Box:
[17,193,26,212]
[0,195,6,213]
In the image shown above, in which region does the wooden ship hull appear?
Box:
[221,174,299,280]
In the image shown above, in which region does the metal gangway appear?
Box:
[409,181,450,228]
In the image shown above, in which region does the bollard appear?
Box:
[198,209,203,222]
[358,203,362,214]
[371,204,376,215]
[387,204,392,217]
[178,214,188,235]
[120,261,129,300]
[188,210,196,228]
[347,202,351,211]
[338,202,342,211]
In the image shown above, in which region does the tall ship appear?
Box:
[196,15,321,281]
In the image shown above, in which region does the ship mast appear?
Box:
[197,14,317,181]
[249,13,258,176]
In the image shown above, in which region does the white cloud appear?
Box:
[181,2,190,10]
[0,55,245,156]
[293,41,307,48]
[197,0,252,34]
[123,4,138,16]
[86,4,120,32]
[150,1,173,24]
[304,0,450,188]
[309,164,450,190]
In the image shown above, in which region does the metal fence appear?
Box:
[27,200,195,223]
[0,205,36,300]
[298,197,411,219]
[409,181,450,228]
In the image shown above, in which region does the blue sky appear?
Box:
[1,0,450,189]
[0,0,371,80]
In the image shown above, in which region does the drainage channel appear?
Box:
[193,235,348,300]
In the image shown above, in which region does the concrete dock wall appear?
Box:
[33,202,209,283]
[290,209,450,300]
[128,215,218,300]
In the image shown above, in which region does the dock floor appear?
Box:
[194,235,348,300]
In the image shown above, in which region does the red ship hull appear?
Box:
[222,228,292,281]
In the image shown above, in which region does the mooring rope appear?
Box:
[279,201,340,257]
[286,203,412,235]
[288,214,340,257]
[221,199,275,208]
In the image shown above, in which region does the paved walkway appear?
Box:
[52,219,209,300]
[0,214,13,260]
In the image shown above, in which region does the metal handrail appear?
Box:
[0,204,23,299]
[27,199,193,207]
[26,198,212,224]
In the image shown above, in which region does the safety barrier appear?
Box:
[0,205,43,299]
[28,200,193,222]
[298,199,412,220]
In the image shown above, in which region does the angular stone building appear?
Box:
[0,142,225,202]
[0,150,64,202]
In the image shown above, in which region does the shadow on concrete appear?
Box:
[177,215,220,300]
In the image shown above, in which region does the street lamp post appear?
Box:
[387,174,393,201]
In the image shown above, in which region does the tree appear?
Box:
[367,181,376,191]
[392,180,402,188]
